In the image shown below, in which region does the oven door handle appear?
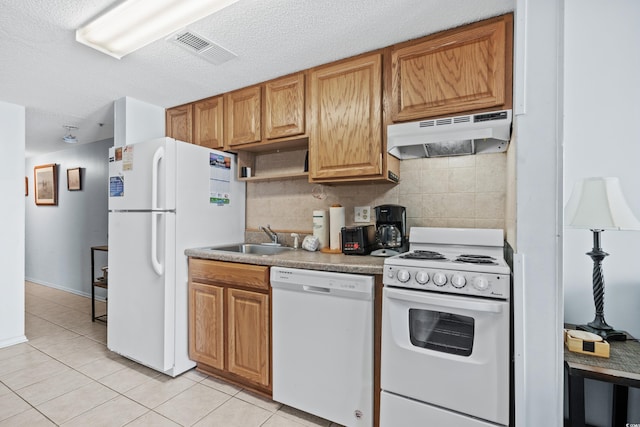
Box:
[385,287,504,313]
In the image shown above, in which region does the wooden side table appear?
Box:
[564,324,640,426]
[91,245,108,322]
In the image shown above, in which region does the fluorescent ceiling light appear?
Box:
[76,0,239,59]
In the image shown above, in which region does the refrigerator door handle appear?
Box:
[151,212,164,275]
[151,146,165,210]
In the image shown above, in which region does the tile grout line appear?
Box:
[11,282,340,427]
[1,376,61,426]
[8,288,115,425]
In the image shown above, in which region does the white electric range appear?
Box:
[381,227,511,427]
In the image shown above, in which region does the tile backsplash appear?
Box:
[245,153,507,235]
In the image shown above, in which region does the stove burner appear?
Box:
[455,254,497,265]
[400,250,447,260]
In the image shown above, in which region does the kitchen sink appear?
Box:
[211,243,294,256]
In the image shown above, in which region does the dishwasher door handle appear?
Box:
[271,279,373,301]
[303,285,331,293]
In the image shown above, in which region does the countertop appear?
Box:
[185,245,386,275]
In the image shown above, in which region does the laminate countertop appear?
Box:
[185,246,386,275]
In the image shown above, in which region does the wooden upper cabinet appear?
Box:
[264,73,305,140]
[166,105,193,143]
[225,86,262,147]
[391,14,513,122]
[193,96,224,149]
[309,53,383,181]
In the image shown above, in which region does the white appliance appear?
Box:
[107,137,245,377]
[381,227,511,426]
[271,267,374,427]
[387,109,512,159]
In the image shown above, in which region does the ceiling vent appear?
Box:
[168,30,237,65]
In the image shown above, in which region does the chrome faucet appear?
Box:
[259,225,279,245]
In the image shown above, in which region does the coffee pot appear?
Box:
[371,204,408,256]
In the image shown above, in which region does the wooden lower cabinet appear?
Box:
[188,258,271,395]
[189,282,224,370]
[227,288,270,387]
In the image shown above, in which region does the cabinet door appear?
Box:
[227,288,270,387]
[225,86,262,146]
[264,73,305,139]
[310,54,382,180]
[166,105,193,143]
[194,96,224,149]
[189,282,224,370]
[391,15,512,122]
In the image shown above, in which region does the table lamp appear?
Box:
[565,177,640,341]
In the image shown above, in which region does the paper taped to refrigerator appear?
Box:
[110,176,124,197]
[123,145,134,171]
[210,153,231,205]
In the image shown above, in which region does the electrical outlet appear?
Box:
[354,206,371,223]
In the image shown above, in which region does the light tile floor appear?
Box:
[0,282,342,427]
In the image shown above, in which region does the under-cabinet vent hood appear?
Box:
[387,110,512,159]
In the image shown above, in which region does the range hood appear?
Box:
[387,109,512,159]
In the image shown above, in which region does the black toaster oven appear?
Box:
[341,225,376,255]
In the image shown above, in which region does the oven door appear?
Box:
[381,287,509,425]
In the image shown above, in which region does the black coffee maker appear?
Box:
[371,204,409,257]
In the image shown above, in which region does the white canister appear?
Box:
[312,210,329,249]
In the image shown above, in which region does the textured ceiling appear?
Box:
[0,0,514,156]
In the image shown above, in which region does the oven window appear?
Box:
[408,309,474,356]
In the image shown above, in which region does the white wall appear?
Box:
[114,96,165,148]
[512,0,564,425]
[0,101,26,348]
[25,139,112,298]
[564,0,640,343]
[563,1,640,424]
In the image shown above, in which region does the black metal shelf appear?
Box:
[91,245,108,323]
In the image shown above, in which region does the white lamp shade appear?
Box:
[565,177,640,230]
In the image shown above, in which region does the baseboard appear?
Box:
[25,278,107,302]
[0,335,28,349]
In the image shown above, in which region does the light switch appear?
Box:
[354,206,371,223]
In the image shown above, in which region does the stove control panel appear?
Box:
[384,265,509,299]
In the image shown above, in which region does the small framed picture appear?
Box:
[67,167,81,191]
[34,164,58,205]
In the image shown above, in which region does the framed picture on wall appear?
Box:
[34,163,57,205]
[67,167,81,191]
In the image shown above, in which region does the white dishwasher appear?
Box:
[271,267,374,427]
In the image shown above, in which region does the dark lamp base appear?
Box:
[577,324,627,341]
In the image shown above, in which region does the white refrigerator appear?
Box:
[107,137,245,377]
